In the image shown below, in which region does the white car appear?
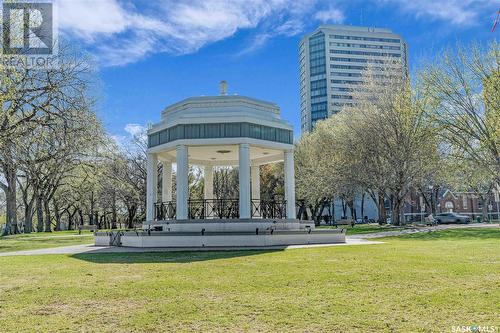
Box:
[435,213,471,224]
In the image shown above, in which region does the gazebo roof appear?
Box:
[162,95,280,118]
[146,83,294,166]
[149,93,291,134]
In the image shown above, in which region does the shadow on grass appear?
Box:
[393,228,500,241]
[71,249,282,264]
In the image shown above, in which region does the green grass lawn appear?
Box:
[0,228,498,332]
[0,231,94,253]
[320,223,407,235]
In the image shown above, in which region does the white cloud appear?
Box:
[57,0,129,39]
[124,123,147,138]
[314,7,344,23]
[111,124,147,150]
[56,0,344,66]
[382,0,498,25]
[54,0,498,66]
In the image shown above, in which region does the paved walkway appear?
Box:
[0,223,496,257]
[0,238,383,257]
[349,222,499,239]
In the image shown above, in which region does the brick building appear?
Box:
[403,188,500,222]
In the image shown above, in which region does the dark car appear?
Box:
[435,212,471,224]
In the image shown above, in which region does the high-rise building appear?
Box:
[299,25,408,132]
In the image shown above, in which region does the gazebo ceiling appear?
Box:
[157,144,284,166]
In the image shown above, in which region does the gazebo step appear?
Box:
[95,229,345,248]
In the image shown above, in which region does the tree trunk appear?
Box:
[360,193,365,220]
[78,209,84,228]
[341,198,347,217]
[2,170,19,235]
[378,192,387,224]
[0,143,18,235]
[112,191,117,229]
[24,201,34,233]
[348,199,357,221]
[331,198,335,223]
[67,211,73,230]
[43,199,52,232]
[126,204,137,229]
[392,196,404,226]
[54,202,61,231]
[470,197,475,220]
[432,186,440,215]
[481,197,489,222]
[67,208,77,230]
[36,194,44,232]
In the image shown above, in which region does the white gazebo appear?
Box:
[95,82,345,248]
[145,81,295,224]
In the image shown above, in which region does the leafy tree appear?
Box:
[260,163,284,200]
[421,42,499,186]
[0,44,96,235]
[296,62,439,225]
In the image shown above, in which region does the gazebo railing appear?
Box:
[188,199,239,219]
[154,201,177,221]
[153,199,287,220]
[251,199,287,219]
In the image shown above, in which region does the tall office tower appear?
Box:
[299,25,408,132]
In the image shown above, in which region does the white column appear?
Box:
[239,143,251,219]
[176,145,189,220]
[204,166,214,200]
[146,153,158,221]
[162,161,172,202]
[251,165,260,201]
[284,149,296,220]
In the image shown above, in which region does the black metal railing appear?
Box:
[251,199,287,219]
[296,200,308,220]
[153,199,288,220]
[154,201,177,221]
[188,199,239,219]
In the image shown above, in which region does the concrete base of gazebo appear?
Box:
[94,220,346,248]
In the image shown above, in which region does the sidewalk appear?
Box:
[0,238,383,257]
[350,222,499,239]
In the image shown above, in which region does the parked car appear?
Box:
[435,212,471,224]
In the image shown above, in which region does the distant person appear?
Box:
[425,214,435,226]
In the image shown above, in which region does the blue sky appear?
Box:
[56,0,499,140]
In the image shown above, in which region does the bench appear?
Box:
[332,219,354,228]
[78,225,98,234]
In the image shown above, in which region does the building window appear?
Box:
[329,35,400,43]
[330,49,401,57]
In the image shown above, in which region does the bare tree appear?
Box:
[421,42,499,185]
[0,43,96,235]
